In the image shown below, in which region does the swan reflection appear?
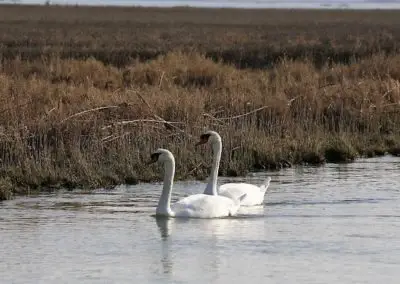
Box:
[154,214,264,281]
[155,216,173,241]
[154,216,174,275]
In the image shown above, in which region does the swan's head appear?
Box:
[195,130,221,146]
[147,148,175,165]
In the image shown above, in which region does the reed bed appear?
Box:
[0,5,399,200]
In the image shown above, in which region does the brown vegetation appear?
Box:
[0,5,400,68]
[0,5,399,200]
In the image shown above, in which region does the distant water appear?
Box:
[6,0,400,9]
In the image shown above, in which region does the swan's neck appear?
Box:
[204,139,222,196]
[156,158,175,216]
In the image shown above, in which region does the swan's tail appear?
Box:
[260,177,272,193]
[233,193,247,206]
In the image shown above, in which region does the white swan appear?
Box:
[195,131,271,206]
[147,148,246,218]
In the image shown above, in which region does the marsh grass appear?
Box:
[0,5,400,68]
[0,177,13,201]
[0,6,399,200]
[1,51,399,200]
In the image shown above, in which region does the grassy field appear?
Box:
[1,5,400,67]
[0,5,400,200]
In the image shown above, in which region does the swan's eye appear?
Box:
[200,133,211,141]
[150,152,161,162]
[195,133,212,146]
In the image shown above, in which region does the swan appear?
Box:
[147,148,247,218]
[195,131,271,206]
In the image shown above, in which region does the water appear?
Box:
[0,155,399,283]
[6,0,400,9]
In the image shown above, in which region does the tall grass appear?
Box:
[0,51,399,199]
[0,6,399,200]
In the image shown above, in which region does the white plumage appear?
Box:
[148,148,246,218]
[196,131,271,206]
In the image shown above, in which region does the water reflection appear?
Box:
[154,215,242,281]
[154,217,174,276]
[155,216,172,241]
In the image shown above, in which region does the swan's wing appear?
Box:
[218,183,266,206]
[172,194,239,218]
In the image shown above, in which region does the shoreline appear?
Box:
[1,152,399,201]
[2,2,400,10]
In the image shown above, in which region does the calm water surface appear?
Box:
[1,156,399,283]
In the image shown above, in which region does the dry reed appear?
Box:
[0,5,399,200]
